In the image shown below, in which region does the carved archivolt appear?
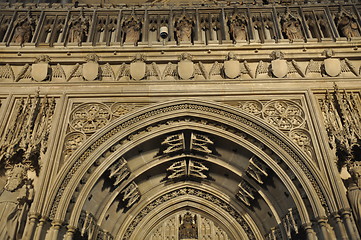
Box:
[122,187,255,240]
[50,101,328,221]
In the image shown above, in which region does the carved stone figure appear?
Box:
[256,50,304,78]
[337,14,360,39]
[281,12,303,41]
[123,16,142,45]
[347,163,361,232]
[68,13,90,46]
[228,13,248,42]
[31,55,51,82]
[179,212,198,239]
[175,14,194,43]
[163,53,207,80]
[12,14,35,46]
[83,54,100,81]
[0,164,33,240]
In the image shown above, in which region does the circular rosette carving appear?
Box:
[262,100,305,131]
[111,103,138,118]
[238,101,263,115]
[70,103,111,133]
[63,131,86,159]
[289,128,313,157]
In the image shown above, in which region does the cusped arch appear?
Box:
[45,99,334,239]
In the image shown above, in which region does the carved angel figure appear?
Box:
[209,52,253,79]
[337,14,360,39]
[175,14,194,43]
[12,14,35,46]
[116,54,161,81]
[256,50,304,78]
[228,13,248,42]
[163,53,207,80]
[123,16,142,45]
[306,50,359,77]
[0,164,33,240]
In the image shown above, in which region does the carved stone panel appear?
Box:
[69,103,111,134]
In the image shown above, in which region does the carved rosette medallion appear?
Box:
[238,100,263,116]
[289,128,314,157]
[262,100,305,131]
[111,103,138,117]
[63,131,86,159]
[70,103,111,133]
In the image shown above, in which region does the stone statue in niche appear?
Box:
[68,13,90,46]
[12,13,36,46]
[228,13,248,42]
[122,15,142,45]
[0,164,34,240]
[347,163,361,233]
[179,212,198,239]
[175,14,194,43]
[280,11,303,42]
[336,12,360,39]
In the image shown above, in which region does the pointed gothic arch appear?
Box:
[45,99,335,239]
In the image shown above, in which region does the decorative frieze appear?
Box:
[1,51,361,82]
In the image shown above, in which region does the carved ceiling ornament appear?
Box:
[69,102,111,134]
[122,187,256,240]
[50,101,328,222]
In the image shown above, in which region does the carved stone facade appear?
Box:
[0,1,361,240]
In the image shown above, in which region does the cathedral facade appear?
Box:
[0,0,361,239]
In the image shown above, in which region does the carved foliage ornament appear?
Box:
[320,85,361,169]
[0,94,55,171]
